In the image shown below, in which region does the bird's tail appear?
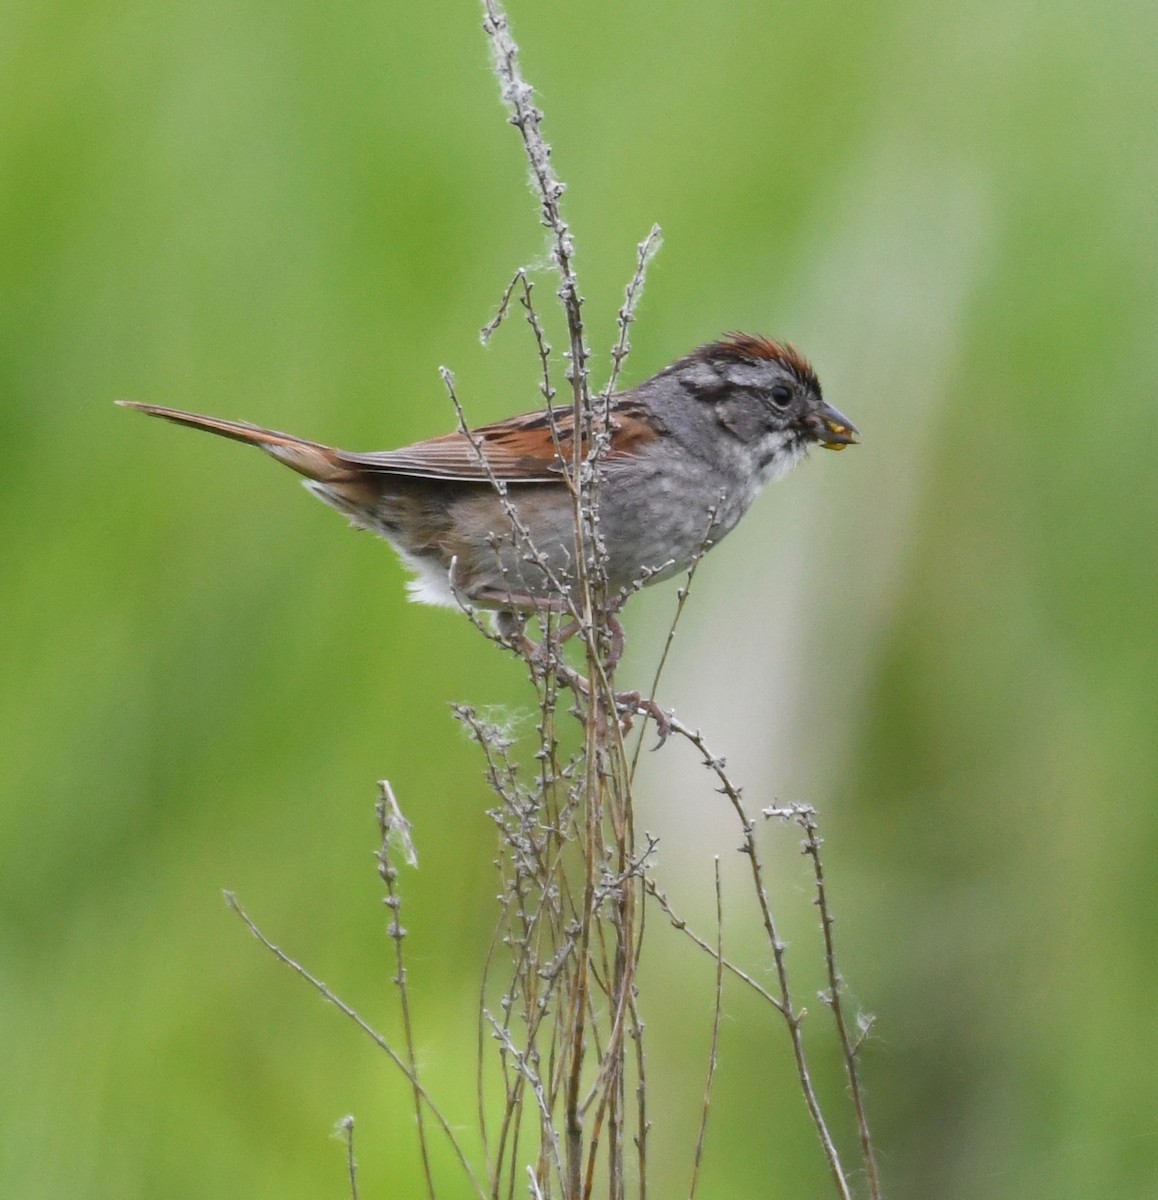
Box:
[117,401,352,483]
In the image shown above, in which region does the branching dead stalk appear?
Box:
[666,719,855,1200]
[766,806,883,1200]
[223,4,881,1198]
[473,10,662,1194]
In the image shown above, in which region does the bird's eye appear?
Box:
[769,384,793,408]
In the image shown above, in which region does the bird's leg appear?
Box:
[481,591,572,665]
[479,590,664,742]
[491,608,543,660]
[601,613,626,670]
[547,669,671,746]
[613,691,672,743]
[484,595,624,672]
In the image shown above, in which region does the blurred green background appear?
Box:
[3,0,1157,1196]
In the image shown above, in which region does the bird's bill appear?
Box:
[816,402,859,451]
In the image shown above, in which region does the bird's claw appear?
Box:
[614,691,672,747]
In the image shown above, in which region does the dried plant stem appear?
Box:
[481,271,567,486]
[376,783,436,1200]
[224,892,486,1200]
[488,1016,567,1187]
[527,1165,547,1200]
[687,859,724,1200]
[769,806,883,1200]
[667,721,855,1200]
[627,503,720,780]
[601,226,662,406]
[438,366,583,624]
[338,1116,359,1200]
[477,10,660,1200]
[629,992,649,1200]
[643,876,784,1013]
[479,0,590,485]
[564,798,598,1199]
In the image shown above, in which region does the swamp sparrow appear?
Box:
[120,334,857,619]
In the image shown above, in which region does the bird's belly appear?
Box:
[325,454,753,609]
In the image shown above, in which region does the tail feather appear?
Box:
[117,401,350,483]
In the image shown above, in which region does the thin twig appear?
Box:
[629,991,649,1200]
[628,500,721,781]
[643,876,784,1014]
[439,366,584,624]
[527,1164,547,1200]
[479,271,570,495]
[600,225,663,408]
[666,722,855,1200]
[376,782,436,1200]
[767,805,883,1200]
[687,859,724,1199]
[486,1013,567,1190]
[337,1115,359,1200]
[480,0,589,436]
[480,268,532,345]
[224,892,485,1200]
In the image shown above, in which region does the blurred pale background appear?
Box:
[3,1,1156,1197]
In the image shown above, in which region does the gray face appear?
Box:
[707,361,824,471]
[637,347,839,484]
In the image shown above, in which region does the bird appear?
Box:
[119,333,857,621]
